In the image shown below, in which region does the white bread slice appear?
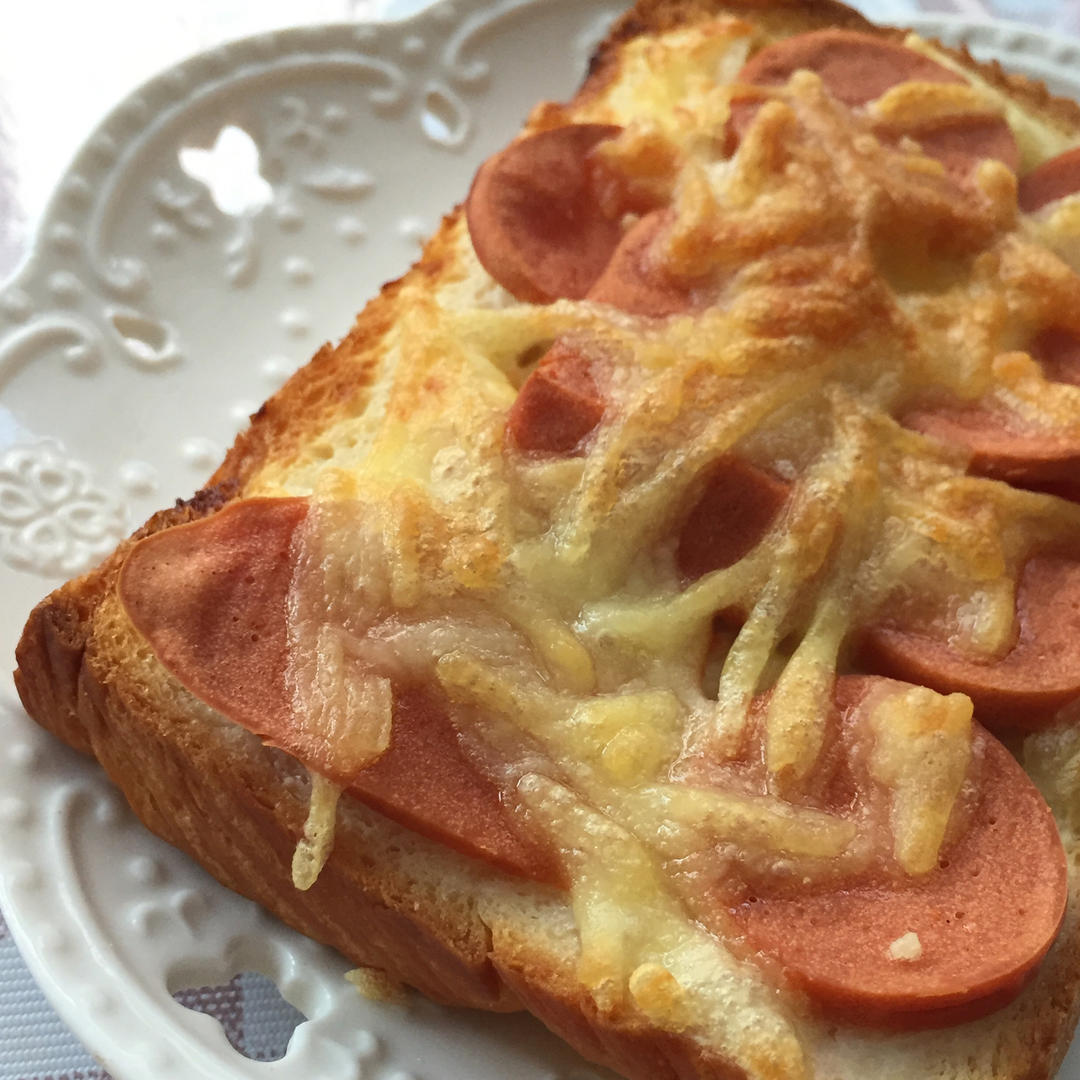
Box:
[15,2,1080,1078]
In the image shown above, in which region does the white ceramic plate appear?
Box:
[1,4,1079,1078]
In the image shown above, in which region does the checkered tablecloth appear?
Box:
[0,918,305,1074]
[2,0,1078,1076]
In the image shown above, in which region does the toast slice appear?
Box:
[15,2,1080,1078]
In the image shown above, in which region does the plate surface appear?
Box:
[1,3,1080,1078]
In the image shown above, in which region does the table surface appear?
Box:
[3,0,1080,1077]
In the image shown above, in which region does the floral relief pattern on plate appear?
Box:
[0,439,127,577]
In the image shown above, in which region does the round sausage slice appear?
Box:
[587,210,694,318]
[677,457,791,581]
[732,720,1066,1025]
[902,401,1080,500]
[1019,146,1080,213]
[730,30,1018,177]
[861,553,1080,730]
[903,327,1080,497]
[466,123,624,303]
[1032,326,1080,387]
[507,342,606,454]
[120,496,308,742]
[909,117,1021,181]
[119,497,561,884]
[739,30,967,108]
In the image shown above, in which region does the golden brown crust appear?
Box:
[584,0,1080,140]
[495,958,751,1080]
[945,42,1080,137]
[14,489,233,751]
[76,654,513,1010]
[17,573,762,1077]
[209,211,466,491]
[13,2,1080,1078]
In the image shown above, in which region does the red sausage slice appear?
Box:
[733,722,1066,1025]
[507,342,606,454]
[903,328,1080,496]
[909,117,1021,180]
[677,457,791,581]
[466,124,624,304]
[1032,326,1080,387]
[739,30,967,108]
[902,402,1080,497]
[861,553,1080,729]
[119,497,561,884]
[587,210,694,317]
[351,682,566,885]
[730,30,1018,177]
[1019,146,1080,212]
[120,496,307,742]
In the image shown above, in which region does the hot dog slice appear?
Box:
[902,401,1080,496]
[466,123,624,303]
[739,30,966,108]
[733,720,1066,1024]
[909,118,1021,181]
[119,497,560,883]
[350,681,565,886]
[587,211,693,318]
[862,554,1080,729]
[677,457,791,581]
[507,342,605,454]
[902,328,1080,495]
[731,30,1017,176]
[1019,146,1080,212]
[1032,326,1080,387]
[119,496,307,740]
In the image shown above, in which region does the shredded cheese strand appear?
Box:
[291,772,342,891]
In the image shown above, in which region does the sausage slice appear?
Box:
[677,457,791,581]
[588,210,694,317]
[738,30,967,108]
[507,342,606,454]
[119,497,560,883]
[862,553,1080,729]
[903,402,1080,497]
[1019,146,1080,212]
[466,124,624,303]
[1032,327,1080,387]
[731,30,1018,177]
[733,721,1066,1025]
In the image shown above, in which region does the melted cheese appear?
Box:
[292,772,342,891]
[887,931,923,962]
[868,687,974,875]
[870,81,1006,131]
[905,34,1080,170]
[598,18,754,143]
[241,15,1080,1054]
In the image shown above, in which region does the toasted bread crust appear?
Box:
[14,2,1080,1078]
[587,0,1080,135]
[17,567,1080,1080]
[15,551,765,1079]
